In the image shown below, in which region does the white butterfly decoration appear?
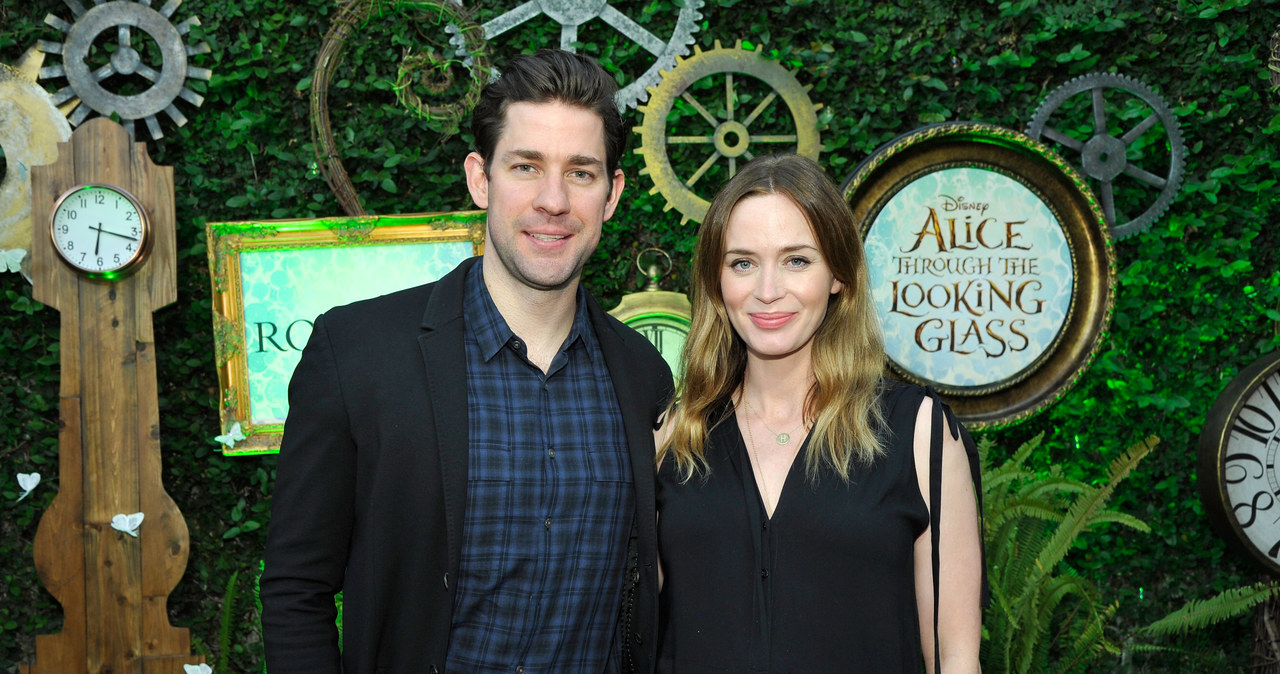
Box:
[0,248,25,273]
[111,512,145,537]
[16,472,40,502]
[214,422,247,449]
[183,664,213,674]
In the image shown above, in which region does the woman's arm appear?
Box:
[912,395,984,674]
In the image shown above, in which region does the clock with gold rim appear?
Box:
[609,248,692,382]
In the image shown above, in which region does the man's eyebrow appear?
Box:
[566,154,605,169]
[499,149,604,169]
[502,149,544,163]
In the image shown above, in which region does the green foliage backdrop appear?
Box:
[2,0,1278,670]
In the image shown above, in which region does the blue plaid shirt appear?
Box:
[446,263,634,673]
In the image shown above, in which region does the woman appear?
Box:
[656,154,984,673]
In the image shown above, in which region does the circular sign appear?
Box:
[842,122,1115,428]
[1198,350,1280,576]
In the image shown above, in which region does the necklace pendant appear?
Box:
[776,432,790,445]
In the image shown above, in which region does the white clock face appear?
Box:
[51,185,148,276]
[628,314,690,382]
[1221,368,1280,567]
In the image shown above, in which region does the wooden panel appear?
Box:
[23,395,86,674]
[137,277,191,656]
[133,143,176,312]
[82,277,143,672]
[24,117,195,672]
[29,132,78,312]
[141,653,207,674]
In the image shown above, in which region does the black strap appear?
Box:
[924,387,988,674]
[928,389,945,674]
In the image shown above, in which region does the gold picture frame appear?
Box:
[206,211,485,455]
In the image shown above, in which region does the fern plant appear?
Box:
[980,432,1156,673]
[979,433,1280,673]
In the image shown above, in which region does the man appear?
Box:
[261,50,672,674]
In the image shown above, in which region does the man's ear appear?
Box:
[464,152,489,209]
[602,168,625,222]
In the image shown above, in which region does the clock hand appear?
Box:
[94,222,103,255]
[89,224,140,242]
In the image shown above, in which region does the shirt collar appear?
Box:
[464,259,591,363]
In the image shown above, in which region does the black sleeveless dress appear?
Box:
[656,383,932,673]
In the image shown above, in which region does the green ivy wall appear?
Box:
[1,0,1277,670]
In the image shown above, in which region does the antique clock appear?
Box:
[609,248,692,382]
[1198,350,1280,576]
[49,183,151,277]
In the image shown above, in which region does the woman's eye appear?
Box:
[730,259,753,271]
[785,256,811,268]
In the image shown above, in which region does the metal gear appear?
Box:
[1027,72,1185,240]
[635,39,823,225]
[36,0,212,140]
[478,0,702,110]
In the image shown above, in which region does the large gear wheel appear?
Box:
[478,0,702,110]
[1027,73,1184,240]
[635,39,823,225]
[36,0,212,140]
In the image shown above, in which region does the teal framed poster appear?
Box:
[206,211,485,455]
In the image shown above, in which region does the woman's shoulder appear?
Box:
[877,378,930,420]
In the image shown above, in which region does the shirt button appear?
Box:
[761,568,769,579]
[443,572,449,589]
[511,339,522,350]
[544,517,552,529]
[516,666,524,674]
[548,447,555,458]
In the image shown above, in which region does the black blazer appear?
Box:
[261,257,673,673]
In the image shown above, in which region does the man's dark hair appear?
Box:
[471,49,626,178]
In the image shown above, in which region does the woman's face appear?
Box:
[719,193,843,363]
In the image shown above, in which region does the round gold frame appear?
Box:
[841,122,1115,429]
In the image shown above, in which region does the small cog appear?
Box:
[1027,72,1184,240]
[635,39,823,224]
[37,0,212,140]
[479,0,703,110]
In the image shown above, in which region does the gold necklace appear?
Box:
[741,401,772,509]
[743,396,803,445]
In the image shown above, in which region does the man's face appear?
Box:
[465,101,624,293]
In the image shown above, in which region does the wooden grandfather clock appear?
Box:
[24,118,202,673]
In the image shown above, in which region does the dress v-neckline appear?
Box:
[733,411,809,520]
